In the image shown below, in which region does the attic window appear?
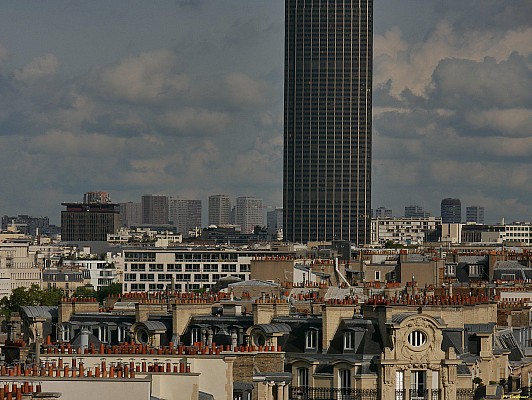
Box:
[408,330,426,347]
[306,330,318,349]
[344,331,355,350]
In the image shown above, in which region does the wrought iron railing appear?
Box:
[395,389,405,400]
[290,387,378,400]
[409,389,428,400]
[456,388,475,400]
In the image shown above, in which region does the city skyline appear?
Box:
[0,1,530,225]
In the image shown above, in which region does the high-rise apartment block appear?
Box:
[267,208,284,235]
[283,0,373,244]
[405,205,431,219]
[61,193,120,241]
[119,202,142,227]
[441,198,462,224]
[168,198,202,236]
[466,206,485,224]
[141,195,168,225]
[208,194,232,226]
[236,197,263,234]
[374,207,393,218]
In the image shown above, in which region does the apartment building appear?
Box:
[371,217,441,246]
[120,248,294,292]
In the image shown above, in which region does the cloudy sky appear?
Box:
[0,1,530,225]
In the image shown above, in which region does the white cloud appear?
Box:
[465,108,532,138]
[14,54,59,82]
[93,50,189,103]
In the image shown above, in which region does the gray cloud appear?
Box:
[0,1,529,224]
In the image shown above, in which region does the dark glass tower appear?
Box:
[441,198,462,223]
[283,0,373,244]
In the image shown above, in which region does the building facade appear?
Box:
[235,197,263,234]
[374,206,393,218]
[371,217,442,246]
[118,202,142,227]
[208,194,232,226]
[466,206,485,224]
[61,200,120,242]
[141,195,168,225]
[120,248,292,293]
[283,0,373,244]
[168,198,202,237]
[266,208,283,235]
[441,198,461,224]
[405,205,431,218]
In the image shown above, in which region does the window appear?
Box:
[297,367,309,387]
[375,271,381,281]
[445,264,456,277]
[338,369,351,391]
[344,331,355,350]
[149,264,164,271]
[410,371,425,400]
[408,331,427,348]
[222,264,237,273]
[191,327,202,345]
[167,264,182,272]
[396,371,404,399]
[306,330,318,350]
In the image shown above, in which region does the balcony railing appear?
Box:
[291,387,465,400]
[456,388,475,400]
[290,387,378,400]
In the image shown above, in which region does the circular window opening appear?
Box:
[137,329,149,345]
[254,333,266,347]
[408,330,427,347]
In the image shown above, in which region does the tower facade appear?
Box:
[235,197,263,234]
[283,0,373,244]
[141,195,168,225]
[466,206,484,224]
[441,198,462,224]
[169,198,202,236]
[208,194,232,226]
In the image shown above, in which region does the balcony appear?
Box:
[290,387,377,400]
[290,387,475,400]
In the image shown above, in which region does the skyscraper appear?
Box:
[168,198,202,236]
[466,206,485,224]
[208,194,232,226]
[441,198,461,224]
[236,197,263,234]
[283,0,373,244]
[141,195,168,225]
[61,193,120,241]
[404,205,431,219]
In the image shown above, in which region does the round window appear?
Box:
[408,330,427,347]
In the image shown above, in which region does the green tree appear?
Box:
[73,286,97,299]
[96,283,122,303]
[0,285,64,318]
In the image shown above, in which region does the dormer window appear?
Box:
[344,331,355,350]
[191,327,202,345]
[305,329,318,350]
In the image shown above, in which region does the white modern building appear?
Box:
[120,248,293,292]
[235,197,263,234]
[371,217,441,246]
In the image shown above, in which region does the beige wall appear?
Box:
[250,260,295,284]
